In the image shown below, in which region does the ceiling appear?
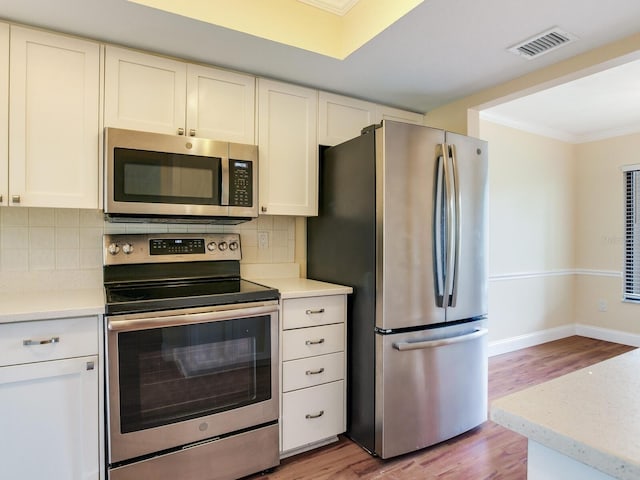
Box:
[2,0,640,141]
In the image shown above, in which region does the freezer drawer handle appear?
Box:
[305,308,325,315]
[305,410,325,419]
[393,328,487,351]
[23,336,60,347]
[305,367,325,375]
[305,338,325,345]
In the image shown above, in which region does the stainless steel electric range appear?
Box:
[103,233,279,480]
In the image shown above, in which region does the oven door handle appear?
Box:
[107,303,279,332]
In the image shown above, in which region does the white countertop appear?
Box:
[491,349,640,480]
[251,277,352,299]
[0,289,105,323]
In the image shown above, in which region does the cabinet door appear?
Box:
[186,64,255,143]
[9,26,100,208]
[104,45,186,135]
[375,104,424,125]
[0,355,99,480]
[257,78,318,216]
[0,23,8,206]
[318,91,376,146]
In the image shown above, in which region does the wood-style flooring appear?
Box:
[248,336,635,480]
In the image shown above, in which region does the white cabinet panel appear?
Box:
[281,380,344,452]
[375,104,424,125]
[0,23,8,206]
[282,351,344,392]
[257,78,318,216]
[104,45,187,135]
[282,323,344,361]
[186,64,255,143]
[318,91,376,146]
[0,355,100,480]
[282,294,346,329]
[9,26,100,208]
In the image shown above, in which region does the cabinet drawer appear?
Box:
[282,295,345,330]
[0,316,99,367]
[282,380,344,452]
[282,324,344,361]
[283,352,344,392]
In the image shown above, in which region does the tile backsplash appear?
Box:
[0,207,297,288]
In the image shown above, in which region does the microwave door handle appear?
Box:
[221,156,230,206]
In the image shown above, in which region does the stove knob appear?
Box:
[207,242,217,252]
[218,241,228,251]
[122,243,133,255]
[108,243,120,255]
[229,241,239,251]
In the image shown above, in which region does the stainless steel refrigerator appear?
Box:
[307,120,488,459]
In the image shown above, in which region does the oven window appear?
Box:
[113,148,221,205]
[117,315,271,433]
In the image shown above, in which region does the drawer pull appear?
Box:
[305,308,325,315]
[305,338,325,346]
[305,367,325,376]
[305,410,325,420]
[23,336,60,346]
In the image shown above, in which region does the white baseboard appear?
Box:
[488,325,576,357]
[489,324,640,357]
[574,324,640,347]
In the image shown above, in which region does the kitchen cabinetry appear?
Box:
[318,91,376,146]
[280,294,347,455]
[0,23,8,206]
[376,104,424,125]
[7,26,101,208]
[104,46,255,143]
[257,78,318,216]
[0,316,101,480]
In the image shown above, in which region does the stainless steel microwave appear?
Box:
[104,128,258,224]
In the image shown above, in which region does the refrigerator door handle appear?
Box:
[433,147,446,307]
[442,143,456,308]
[392,328,488,351]
[449,144,461,307]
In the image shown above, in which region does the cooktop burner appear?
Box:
[103,233,279,315]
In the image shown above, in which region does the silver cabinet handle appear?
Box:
[305,338,325,346]
[305,308,325,315]
[189,129,196,136]
[0,194,3,202]
[23,336,60,346]
[11,195,20,204]
[177,127,185,135]
[305,410,324,419]
[305,367,325,375]
[261,206,268,213]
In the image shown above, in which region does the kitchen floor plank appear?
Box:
[247,336,634,480]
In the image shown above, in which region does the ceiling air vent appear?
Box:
[508,27,578,60]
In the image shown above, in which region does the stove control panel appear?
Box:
[104,233,242,265]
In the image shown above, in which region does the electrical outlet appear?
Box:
[597,299,608,312]
[258,231,269,249]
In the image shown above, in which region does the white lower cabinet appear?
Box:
[0,316,101,480]
[280,294,347,456]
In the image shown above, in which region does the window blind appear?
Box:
[624,167,640,302]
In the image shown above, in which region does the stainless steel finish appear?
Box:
[23,336,60,346]
[103,233,242,266]
[107,302,278,332]
[305,338,325,345]
[11,194,20,204]
[375,320,487,459]
[104,127,258,220]
[306,368,325,375]
[305,308,325,315]
[177,127,184,135]
[108,423,279,480]
[450,144,462,307]
[86,361,95,370]
[221,156,230,206]
[106,304,279,463]
[305,411,324,419]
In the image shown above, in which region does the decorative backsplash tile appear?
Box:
[0,207,296,275]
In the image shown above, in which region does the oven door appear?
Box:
[105,302,278,464]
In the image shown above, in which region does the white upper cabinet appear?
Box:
[257,78,318,216]
[0,23,8,206]
[318,91,376,146]
[105,46,255,143]
[186,64,255,143]
[8,26,101,209]
[375,104,424,125]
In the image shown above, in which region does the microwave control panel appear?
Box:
[229,160,253,207]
